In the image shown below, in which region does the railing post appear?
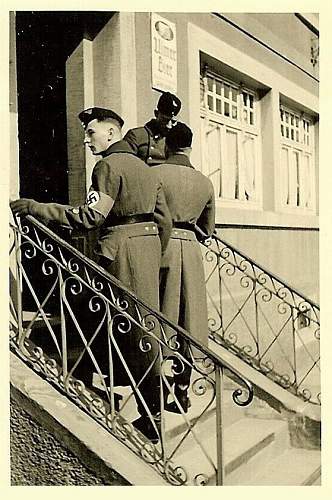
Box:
[217,253,224,337]
[254,281,260,362]
[292,309,298,390]
[13,221,23,342]
[106,303,116,419]
[58,268,68,379]
[215,365,225,485]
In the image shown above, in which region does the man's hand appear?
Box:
[10,198,34,216]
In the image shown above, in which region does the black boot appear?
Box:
[166,385,191,414]
[91,387,123,412]
[132,412,161,444]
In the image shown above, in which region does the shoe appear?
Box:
[166,386,191,414]
[92,388,123,412]
[132,413,161,443]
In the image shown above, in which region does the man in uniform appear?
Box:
[153,122,215,414]
[11,106,172,442]
[124,92,181,166]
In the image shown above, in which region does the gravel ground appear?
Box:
[10,396,128,486]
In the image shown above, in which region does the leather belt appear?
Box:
[110,213,154,226]
[173,221,195,231]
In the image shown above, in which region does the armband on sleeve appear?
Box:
[85,190,115,217]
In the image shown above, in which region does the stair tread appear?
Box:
[164,386,246,438]
[243,447,321,485]
[224,417,286,463]
[22,311,61,327]
[167,416,287,484]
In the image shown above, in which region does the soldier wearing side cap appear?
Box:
[11,106,172,443]
[124,92,181,166]
[153,122,215,414]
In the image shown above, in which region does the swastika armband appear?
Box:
[85,190,114,217]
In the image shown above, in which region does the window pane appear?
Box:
[243,135,256,201]
[207,76,213,91]
[208,95,213,111]
[250,112,254,125]
[216,99,222,114]
[224,102,230,117]
[200,78,205,106]
[224,84,230,99]
[294,151,300,206]
[243,109,248,122]
[232,88,238,102]
[201,118,222,197]
[222,129,239,199]
[301,154,311,208]
[249,94,254,109]
[281,147,290,205]
[232,106,238,119]
[281,124,284,137]
[288,150,298,206]
[216,81,222,95]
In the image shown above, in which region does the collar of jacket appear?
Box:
[164,153,195,168]
[144,119,166,138]
[100,140,135,157]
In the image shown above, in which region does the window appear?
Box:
[280,105,315,211]
[200,72,261,207]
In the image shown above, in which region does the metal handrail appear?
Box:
[200,230,320,406]
[10,215,256,486]
[206,231,319,309]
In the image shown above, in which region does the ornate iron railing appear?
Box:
[10,215,254,486]
[202,233,320,406]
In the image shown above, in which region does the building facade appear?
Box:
[11,12,319,301]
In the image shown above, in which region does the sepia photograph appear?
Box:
[8,6,322,487]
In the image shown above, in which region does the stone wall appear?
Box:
[10,395,127,486]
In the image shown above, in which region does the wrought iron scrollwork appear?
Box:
[9,215,320,487]
[203,233,320,407]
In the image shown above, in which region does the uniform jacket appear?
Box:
[153,153,215,348]
[28,141,172,399]
[123,119,168,166]
[28,140,172,261]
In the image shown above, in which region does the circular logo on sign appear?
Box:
[86,190,100,207]
[155,21,174,41]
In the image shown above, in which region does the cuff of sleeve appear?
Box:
[28,200,40,216]
[29,201,69,226]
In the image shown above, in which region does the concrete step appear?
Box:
[22,311,61,329]
[164,416,289,485]
[163,384,247,440]
[239,447,321,485]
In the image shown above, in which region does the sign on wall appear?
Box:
[151,13,177,94]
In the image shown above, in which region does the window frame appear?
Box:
[200,71,263,209]
[279,103,316,214]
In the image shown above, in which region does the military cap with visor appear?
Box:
[157,92,181,117]
[78,107,124,128]
[166,122,193,151]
